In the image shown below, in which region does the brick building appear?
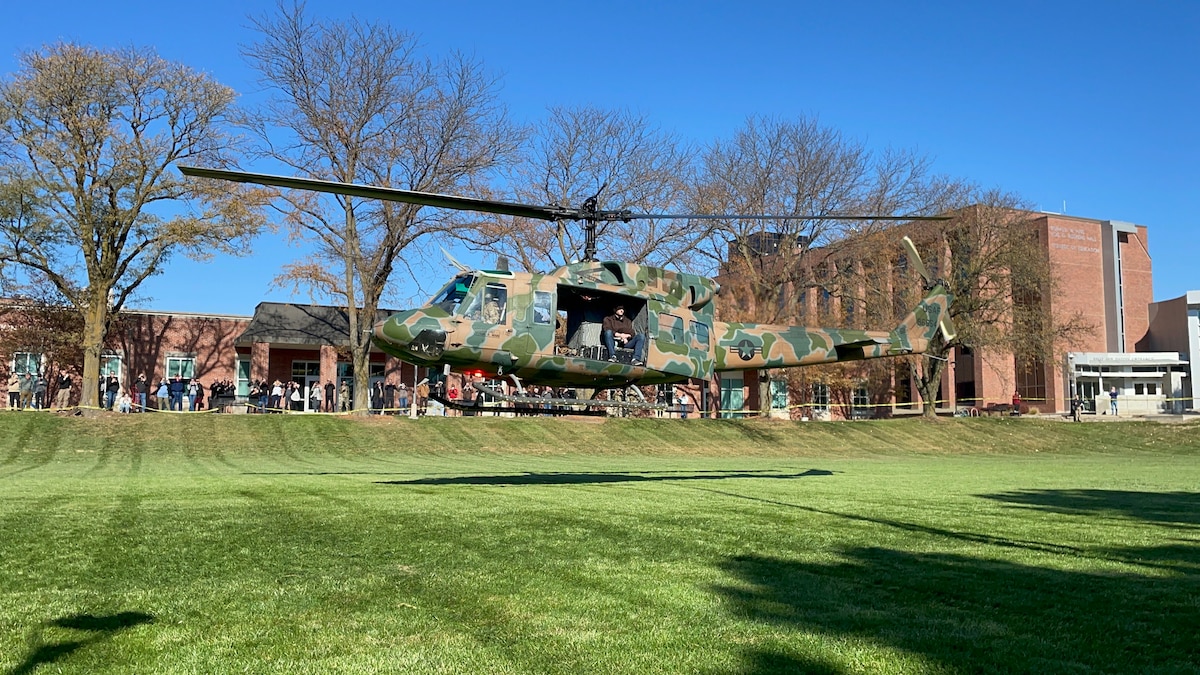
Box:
[2,302,421,410]
[712,211,1154,417]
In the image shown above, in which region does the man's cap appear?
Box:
[614,304,624,311]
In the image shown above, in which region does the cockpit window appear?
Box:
[429,274,475,313]
[463,282,508,324]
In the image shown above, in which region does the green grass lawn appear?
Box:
[1,413,1198,674]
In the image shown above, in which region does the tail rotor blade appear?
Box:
[901,236,933,284]
[939,316,958,342]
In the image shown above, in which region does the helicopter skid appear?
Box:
[428,383,667,417]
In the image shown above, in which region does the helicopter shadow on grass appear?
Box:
[706,489,1200,674]
[377,468,835,487]
[7,611,154,675]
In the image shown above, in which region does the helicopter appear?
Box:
[179,165,955,410]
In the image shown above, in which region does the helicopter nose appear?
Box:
[374,310,447,361]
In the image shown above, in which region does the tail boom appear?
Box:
[712,285,952,371]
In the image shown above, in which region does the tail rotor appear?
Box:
[901,236,957,342]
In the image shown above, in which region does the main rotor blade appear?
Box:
[180,165,953,224]
[178,166,577,221]
[631,213,951,221]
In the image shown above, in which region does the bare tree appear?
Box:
[693,115,966,414]
[464,106,696,271]
[831,191,1094,417]
[241,2,521,411]
[0,43,265,410]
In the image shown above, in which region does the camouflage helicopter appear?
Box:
[180,166,955,411]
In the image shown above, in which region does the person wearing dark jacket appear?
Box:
[134,374,149,412]
[169,375,185,411]
[104,375,120,411]
[601,305,645,366]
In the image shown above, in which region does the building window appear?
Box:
[101,354,123,379]
[812,383,830,413]
[165,356,194,380]
[11,352,42,375]
[719,373,744,419]
[770,379,788,410]
[852,385,870,419]
[291,361,320,378]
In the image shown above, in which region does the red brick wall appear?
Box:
[1043,215,1108,353]
[111,314,249,385]
[1121,225,1153,350]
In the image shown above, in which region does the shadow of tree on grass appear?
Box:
[9,611,154,675]
[712,489,1200,674]
[978,489,1200,528]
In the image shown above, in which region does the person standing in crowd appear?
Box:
[187,378,199,411]
[385,381,397,414]
[55,370,73,409]
[33,373,47,410]
[289,381,303,411]
[1072,393,1084,422]
[104,375,120,411]
[156,379,169,410]
[19,372,34,410]
[1109,386,1119,415]
[323,380,336,413]
[371,380,385,414]
[397,383,409,413]
[134,374,148,412]
[258,380,270,412]
[416,380,429,415]
[309,382,322,412]
[8,372,21,410]
[269,380,283,412]
[194,381,206,411]
[339,380,350,412]
[169,374,185,411]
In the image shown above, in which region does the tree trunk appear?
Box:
[758,369,771,418]
[915,358,946,418]
[352,334,371,415]
[79,298,109,411]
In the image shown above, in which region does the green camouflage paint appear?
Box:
[373,261,952,388]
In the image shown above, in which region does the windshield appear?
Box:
[428,274,476,314]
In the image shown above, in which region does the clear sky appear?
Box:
[2,1,1197,316]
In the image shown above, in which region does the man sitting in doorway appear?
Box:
[602,304,645,366]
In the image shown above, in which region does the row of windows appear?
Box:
[10,352,128,378]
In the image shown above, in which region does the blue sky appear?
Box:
[2,1,1197,315]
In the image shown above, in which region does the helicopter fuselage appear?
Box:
[373,260,951,389]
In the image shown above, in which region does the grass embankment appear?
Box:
[2,413,1198,674]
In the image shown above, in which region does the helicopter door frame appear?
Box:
[512,287,557,363]
[647,303,713,380]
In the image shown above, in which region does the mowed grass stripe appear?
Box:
[1,413,1198,673]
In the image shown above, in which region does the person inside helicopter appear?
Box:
[602,304,645,366]
[481,294,504,323]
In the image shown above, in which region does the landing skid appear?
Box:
[428,383,667,417]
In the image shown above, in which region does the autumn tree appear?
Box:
[462,106,696,271]
[239,3,521,412]
[0,277,85,405]
[0,43,265,410]
[691,115,966,415]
